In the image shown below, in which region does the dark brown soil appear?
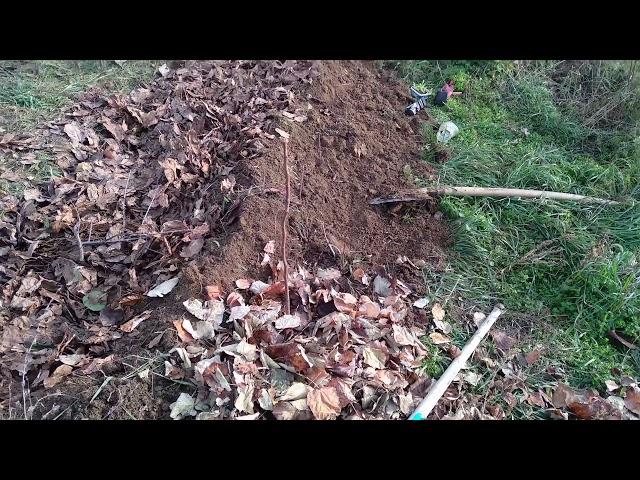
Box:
[200,61,450,289]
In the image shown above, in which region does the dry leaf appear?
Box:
[23,188,44,202]
[158,64,170,77]
[358,301,381,318]
[525,349,542,365]
[221,176,236,193]
[433,318,452,334]
[120,310,152,332]
[264,240,276,254]
[463,372,481,386]
[63,122,85,145]
[431,303,445,321]
[624,387,640,415]
[429,332,451,345]
[375,370,408,390]
[275,314,301,329]
[279,382,309,402]
[272,402,298,420]
[333,292,357,313]
[44,365,73,389]
[235,383,255,413]
[250,280,269,295]
[258,389,275,411]
[526,391,547,408]
[392,324,417,347]
[147,277,179,297]
[183,298,225,326]
[180,238,204,258]
[275,128,290,139]
[237,413,260,420]
[472,311,486,327]
[352,268,366,284]
[491,331,516,351]
[237,339,258,361]
[327,377,356,408]
[170,393,196,419]
[118,294,145,307]
[227,291,245,307]
[317,267,341,282]
[547,408,568,420]
[173,319,195,343]
[307,387,341,420]
[605,380,620,392]
[448,345,462,359]
[413,297,429,309]
[206,285,224,300]
[398,392,414,415]
[229,305,251,322]
[58,354,88,367]
[363,345,388,369]
[261,281,287,299]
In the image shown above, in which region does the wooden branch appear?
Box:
[409,303,505,420]
[282,140,292,315]
[370,186,620,206]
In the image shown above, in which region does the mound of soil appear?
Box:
[203,61,449,288]
[0,60,449,419]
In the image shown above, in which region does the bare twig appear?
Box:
[142,186,161,225]
[72,213,85,263]
[80,237,140,246]
[21,339,35,419]
[21,300,51,419]
[79,228,193,247]
[282,140,292,315]
[122,169,133,233]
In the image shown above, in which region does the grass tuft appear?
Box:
[388,60,640,391]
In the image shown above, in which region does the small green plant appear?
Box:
[419,341,447,378]
[413,81,431,94]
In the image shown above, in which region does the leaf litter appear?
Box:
[1,60,635,420]
[0,60,319,415]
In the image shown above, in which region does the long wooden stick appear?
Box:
[370,186,619,206]
[282,140,292,315]
[409,303,505,420]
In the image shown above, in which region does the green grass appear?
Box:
[0,60,162,131]
[387,60,640,393]
[0,60,162,195]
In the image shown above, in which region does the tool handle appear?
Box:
[409,304,505,420]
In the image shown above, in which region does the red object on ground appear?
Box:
[443,82,455,98]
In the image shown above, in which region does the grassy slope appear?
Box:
[0,60,161,195]
[388,60,640,391]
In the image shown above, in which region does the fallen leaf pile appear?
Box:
[548,377,640,420]
[163,250,435,419]
[0,61,317,412]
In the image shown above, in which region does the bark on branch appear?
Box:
[370,186,620,206]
